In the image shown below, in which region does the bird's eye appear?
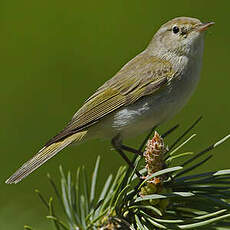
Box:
[172,26,180,34]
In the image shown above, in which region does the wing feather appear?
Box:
[46,52,173,145]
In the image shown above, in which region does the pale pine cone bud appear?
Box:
[143,131,167,184]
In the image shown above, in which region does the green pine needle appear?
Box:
[26,118,230,230]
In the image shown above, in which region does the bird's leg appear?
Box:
[111,135,142,178]
[113,127,160,157]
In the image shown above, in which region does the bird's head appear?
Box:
[148,17,214,58]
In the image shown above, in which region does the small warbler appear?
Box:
[6,17,214,184]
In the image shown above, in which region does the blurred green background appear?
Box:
[1,0,229,229]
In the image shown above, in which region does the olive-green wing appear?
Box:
[46,52,174,145]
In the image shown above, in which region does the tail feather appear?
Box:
[5,131,87,184]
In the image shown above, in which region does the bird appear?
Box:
[6,17,214,184]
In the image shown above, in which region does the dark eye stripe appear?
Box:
[180,27,188,35]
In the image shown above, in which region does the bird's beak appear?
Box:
[195,22,215,32]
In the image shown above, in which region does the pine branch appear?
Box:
[25,118,230,230]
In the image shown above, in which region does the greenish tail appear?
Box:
[5,131,87,184]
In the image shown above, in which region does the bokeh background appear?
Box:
[1,0,229,229]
